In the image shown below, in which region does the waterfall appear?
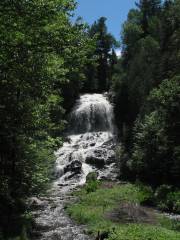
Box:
[54,93,117,186]
[31,93,117,240]
[69,94,115,134]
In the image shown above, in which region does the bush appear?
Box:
[85,180,99,194]
[86,172,98,182]
[85,172,100,194]
[136,183,154,206]
[167,191,180,213]
[155,185,173,201]
[155,185,180,213]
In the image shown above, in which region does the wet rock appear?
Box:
[64,160,82,174]
[85,145,116,168]
[98,175,109,181]
[31,231,43,239]
[28,197,48,209]
[57,183,69,187]
[65,172,80,180]
[64,137,71,143]
[89,142,96,147]
[101,139,114,147]
[72,144,79,149]
[94,149,106,157]
[106,150,115,163]
[82,143,89,149]
[86,155,105,168]
[95,231,109,240]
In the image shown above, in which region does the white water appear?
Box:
[31,93,117,240]
[69,93,115,134]
[54,94,117,186]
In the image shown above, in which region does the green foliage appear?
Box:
[109,224,179,240]
[128,77,180,186]
[136,183,154,205]
[67,182,180,239]
[130,111,167,184]
[24,141,55,194]
[68,183,155,230]
[160,216,180,232]
[85,181,99,194]
[154,185,180,213]
[155,185,173,201]
[86,172,98,182]
[113,0,180,189]
[0,0,94,238]
[167,192,180,213]
[83,17,118,92]
[85,172,99,193]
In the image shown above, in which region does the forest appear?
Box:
[0,0,180,240]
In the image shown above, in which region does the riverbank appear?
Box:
[67,180,180,240]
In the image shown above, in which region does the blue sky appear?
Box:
[74,0,136,41]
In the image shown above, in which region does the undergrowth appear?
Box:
[67,181,180,240]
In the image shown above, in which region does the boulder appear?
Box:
[86,155,105,168]
[89,142,96,147]
[85,145,115,168]
[106,150,116,163]
[64,160,82,174]
[95,231,109,240]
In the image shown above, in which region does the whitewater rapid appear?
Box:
[31,93,117,240]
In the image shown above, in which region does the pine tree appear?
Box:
[136,0,161,34]
[87,17,118,92]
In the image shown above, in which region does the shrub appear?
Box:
[85,179,99,194]
[136,183,154,205]
[86,172,98,182]
[155,185,173,201]
[155,185,180,213]
[167,191,180,213]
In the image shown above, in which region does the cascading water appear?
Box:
[31,93,117,240]
[69,93,114,134]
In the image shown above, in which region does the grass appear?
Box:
[67,181,180,240]
[109,224,180,240]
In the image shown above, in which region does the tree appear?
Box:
[0,0,92,237]
[136,0,161,34]
[129,77,180,186]
[113,2,161,137]
[159,0,180,80]
[85,17,118,92]
[113,0,180,189]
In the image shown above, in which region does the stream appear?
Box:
[31,93,118,240]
